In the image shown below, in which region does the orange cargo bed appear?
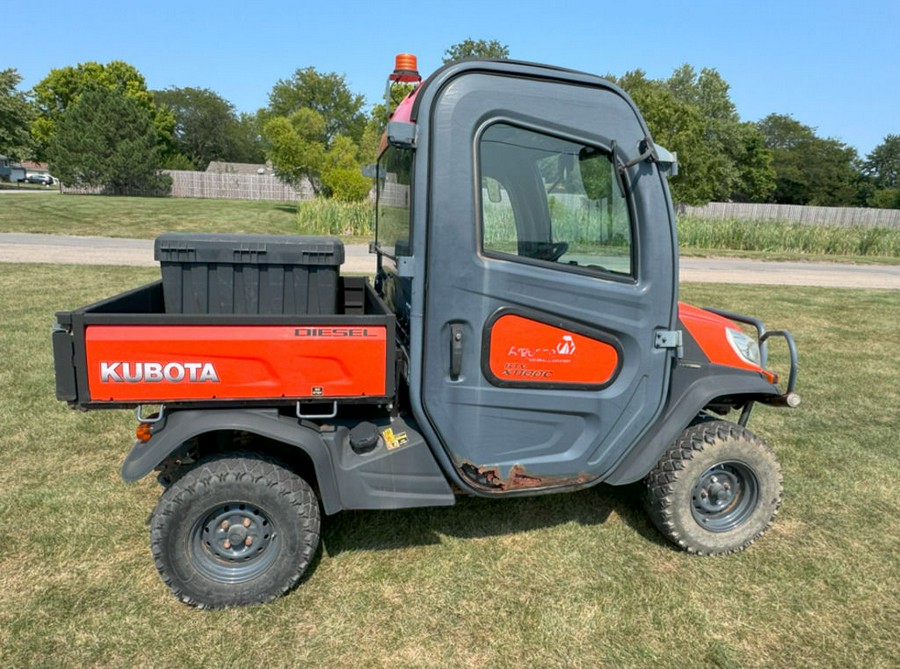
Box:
[53,278,396,410]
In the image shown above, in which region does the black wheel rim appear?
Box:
[691,461,759,533]
[190,502,279,584]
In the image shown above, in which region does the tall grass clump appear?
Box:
[296,198,373,237]
[678,216,900,257]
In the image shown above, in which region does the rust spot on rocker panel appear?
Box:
[459,462,594,492]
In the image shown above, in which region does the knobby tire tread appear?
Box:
[150,452,320,608]
[645,420,783,556]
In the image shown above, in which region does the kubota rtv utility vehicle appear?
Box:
[53,56,799,608]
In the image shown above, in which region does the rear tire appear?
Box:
[645,420,782,555]
[150,453,320,608]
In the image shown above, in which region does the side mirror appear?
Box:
[654,144,678,177]
[386,121,417,149]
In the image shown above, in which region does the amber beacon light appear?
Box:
[390,53,421,83]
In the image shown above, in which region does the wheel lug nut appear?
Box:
[711,476,719,484]
[223,540,231,549]
[243,518,251,528]
[245,537,253,547]
[221,521,230,530]
[723,483,731,491]
[700,490,708,498]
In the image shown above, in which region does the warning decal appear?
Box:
[382,427,410,451]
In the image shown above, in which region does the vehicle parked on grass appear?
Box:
[53,55,799,608]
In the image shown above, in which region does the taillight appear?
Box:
[136,423,153,442]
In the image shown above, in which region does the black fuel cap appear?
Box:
[349,422,380,454]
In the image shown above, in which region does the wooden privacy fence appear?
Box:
[58,175,900,229]
[60,171,371,202]
[681,202,900,229]
[166,170,314,201]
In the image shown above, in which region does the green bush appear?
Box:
[870,188,900,210]
[321,167,372,202]
[296,197,373,236]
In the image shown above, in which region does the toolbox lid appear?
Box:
[154,233,345,266]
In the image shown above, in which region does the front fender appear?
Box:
[603,366,781,485]
[121,409,342,514]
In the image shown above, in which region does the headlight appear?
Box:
[726,328,761,366]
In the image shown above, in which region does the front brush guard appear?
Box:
[702,307,799,406]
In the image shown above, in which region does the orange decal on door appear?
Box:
[487,314,619,387]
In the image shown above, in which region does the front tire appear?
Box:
[645,420,782,555]
[150,453,320,608]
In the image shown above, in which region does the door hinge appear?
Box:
[655,330,683,357]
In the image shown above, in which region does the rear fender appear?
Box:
[121,409,343,514]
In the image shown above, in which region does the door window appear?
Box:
[480,123,633,277]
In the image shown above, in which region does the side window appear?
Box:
[376,146,413,258]
[480,123,633,277]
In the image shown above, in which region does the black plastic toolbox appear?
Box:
[154,233,344,315]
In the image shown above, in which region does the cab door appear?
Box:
[418,69,678,492]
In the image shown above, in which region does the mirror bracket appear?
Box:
[387,121,417,149]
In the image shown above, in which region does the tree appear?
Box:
[320,135,370,201]
[267,68,366,144]
[232,112,266,164]
[862,135,900,209]
[864,134,900,189]
[731,121,777,202]
[614,70,710,204]
[665,65,774,202]
[613,66,774,205]
[863,133,899,184]
[869,187,900,209]
[443,39,510,63]
[153,87,262,169]
[262,108,328,192]
[0,69,34,161]
[265,67,372,200]
[31,61,174,159]
[263,108,370,202]
[48,86,170,195]
[757,114,859,206]
[666,65,743,202]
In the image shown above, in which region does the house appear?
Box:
[22,161,51,178]
[205,161,275,176]
[0,155,27,183]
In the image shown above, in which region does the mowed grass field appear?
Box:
[0,193,301,238]
[0,262,897,668]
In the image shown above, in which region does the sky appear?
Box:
[9,0,899,157]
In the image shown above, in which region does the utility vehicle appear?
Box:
[53,55,799,608]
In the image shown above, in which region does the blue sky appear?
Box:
[10,0,899,156]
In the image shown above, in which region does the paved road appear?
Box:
[1,232,899,289]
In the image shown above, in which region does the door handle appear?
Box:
[450,324,464,380]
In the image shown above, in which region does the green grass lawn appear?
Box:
[0,193,300,238]
[0,263,897,668]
